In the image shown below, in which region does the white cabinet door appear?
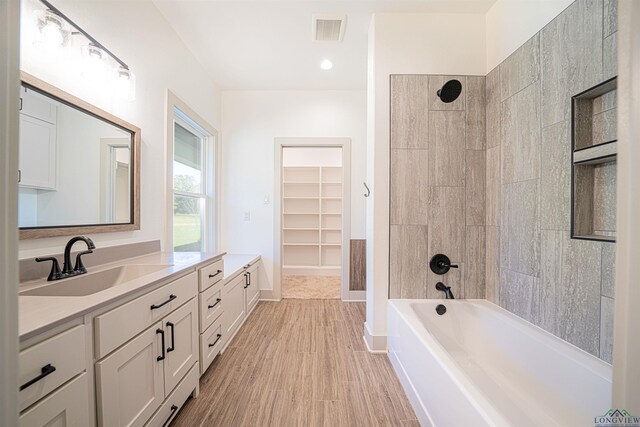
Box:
[245,264,260,314]
[20,87,57,124]
[96,322,165,427]
[163,298,198,394]
[19,114,56,190]
[223,273,246,345]
[19,373,90,427]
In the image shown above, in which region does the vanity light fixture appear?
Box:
[320,59,333,70]
[34,9,70,50]
[35,0,136,99]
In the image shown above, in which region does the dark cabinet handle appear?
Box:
[162,405,179,427]
[20,364,56,391]
[244,272,249,288]
[208,298,221,309]
[208,334,222,348]
[150,294,177,310]
[166,322,175,353]
[209,269,222,279]
[156,328,166,361]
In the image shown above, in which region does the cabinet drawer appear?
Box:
[145,363,198,427]
[198,259,224,292]
[95,272,198,359]
[200,317,223,375]
[199,281,223,332]
[20,373,90,427]
[19,325,86,412]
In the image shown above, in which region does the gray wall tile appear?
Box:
[540,0,603,128]
[540,230,564,334]
[466,150,486,226]
[558,234,602,356]
[486,67,501,148]
[601,242,615,298]
[486,146,500,226]
[603,33,617,80]
[486,226,500,304]
[592,109,617,145]
[466,76,486,150]
[600,296,614,363]
[389,225,428,299]
[604,0,617,37]
[429,75,466,111]
[501,179,540,276]
[465,226,486,299]
[501,80,541,183]
[500,268,540,324]
[428,186,465,262]
[391,75,429,149]
[429,111,466,186]
[593,161,617,235]
[500,33,540,101]
[541,120,571,230]
[390,149,429,225]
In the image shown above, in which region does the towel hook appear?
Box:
[363,182,371,197]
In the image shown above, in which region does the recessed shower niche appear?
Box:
[571,77,617,242]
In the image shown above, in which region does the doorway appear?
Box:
[273,138,351,300]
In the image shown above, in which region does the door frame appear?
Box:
[0,0,20,425]
[273,137,360,301]
[613,0,640,412]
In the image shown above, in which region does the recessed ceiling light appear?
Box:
[320,59,333,70]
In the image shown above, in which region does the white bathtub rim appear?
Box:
[388,300,511,427]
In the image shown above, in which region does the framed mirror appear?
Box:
[18,72,140,239]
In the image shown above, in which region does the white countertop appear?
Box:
[222,254,260,280]
[19,251,225,340]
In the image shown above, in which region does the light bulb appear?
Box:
[320,59,333,70]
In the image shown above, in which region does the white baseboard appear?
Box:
[363,322,387,353]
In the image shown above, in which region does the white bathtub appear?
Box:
[388,299,612,427]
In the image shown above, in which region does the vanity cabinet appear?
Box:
[197,259,225,375]
[221,259,261,351]
[18,323,90,427]
[245,263,260,314]
[94,273,199,427]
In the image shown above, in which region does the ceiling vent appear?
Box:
[312,14,347,42]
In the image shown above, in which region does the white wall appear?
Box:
[485,0,574,72]
[18,0,221,258]
[365,13,486,349]
[221,90,366,289]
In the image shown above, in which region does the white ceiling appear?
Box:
[153,0,496,90]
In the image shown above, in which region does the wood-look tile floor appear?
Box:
[172,300,418,427]
[282,275,341,299]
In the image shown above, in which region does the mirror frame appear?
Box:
[19,72,141,239]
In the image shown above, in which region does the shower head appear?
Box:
[437,79,462,103]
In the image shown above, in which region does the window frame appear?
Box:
[165,91,219,253]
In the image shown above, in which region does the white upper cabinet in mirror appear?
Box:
[19,72,140,240]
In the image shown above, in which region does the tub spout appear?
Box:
[435,282,455,299]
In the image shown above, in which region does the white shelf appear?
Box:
[282,165,343,271]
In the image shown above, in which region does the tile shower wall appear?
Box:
[486,0,617,362]
[389,75,486,299]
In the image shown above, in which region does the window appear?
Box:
[171,108,215,252]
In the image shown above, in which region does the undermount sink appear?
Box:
[21,264,173,297]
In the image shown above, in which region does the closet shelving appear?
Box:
[282,166,342,274]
